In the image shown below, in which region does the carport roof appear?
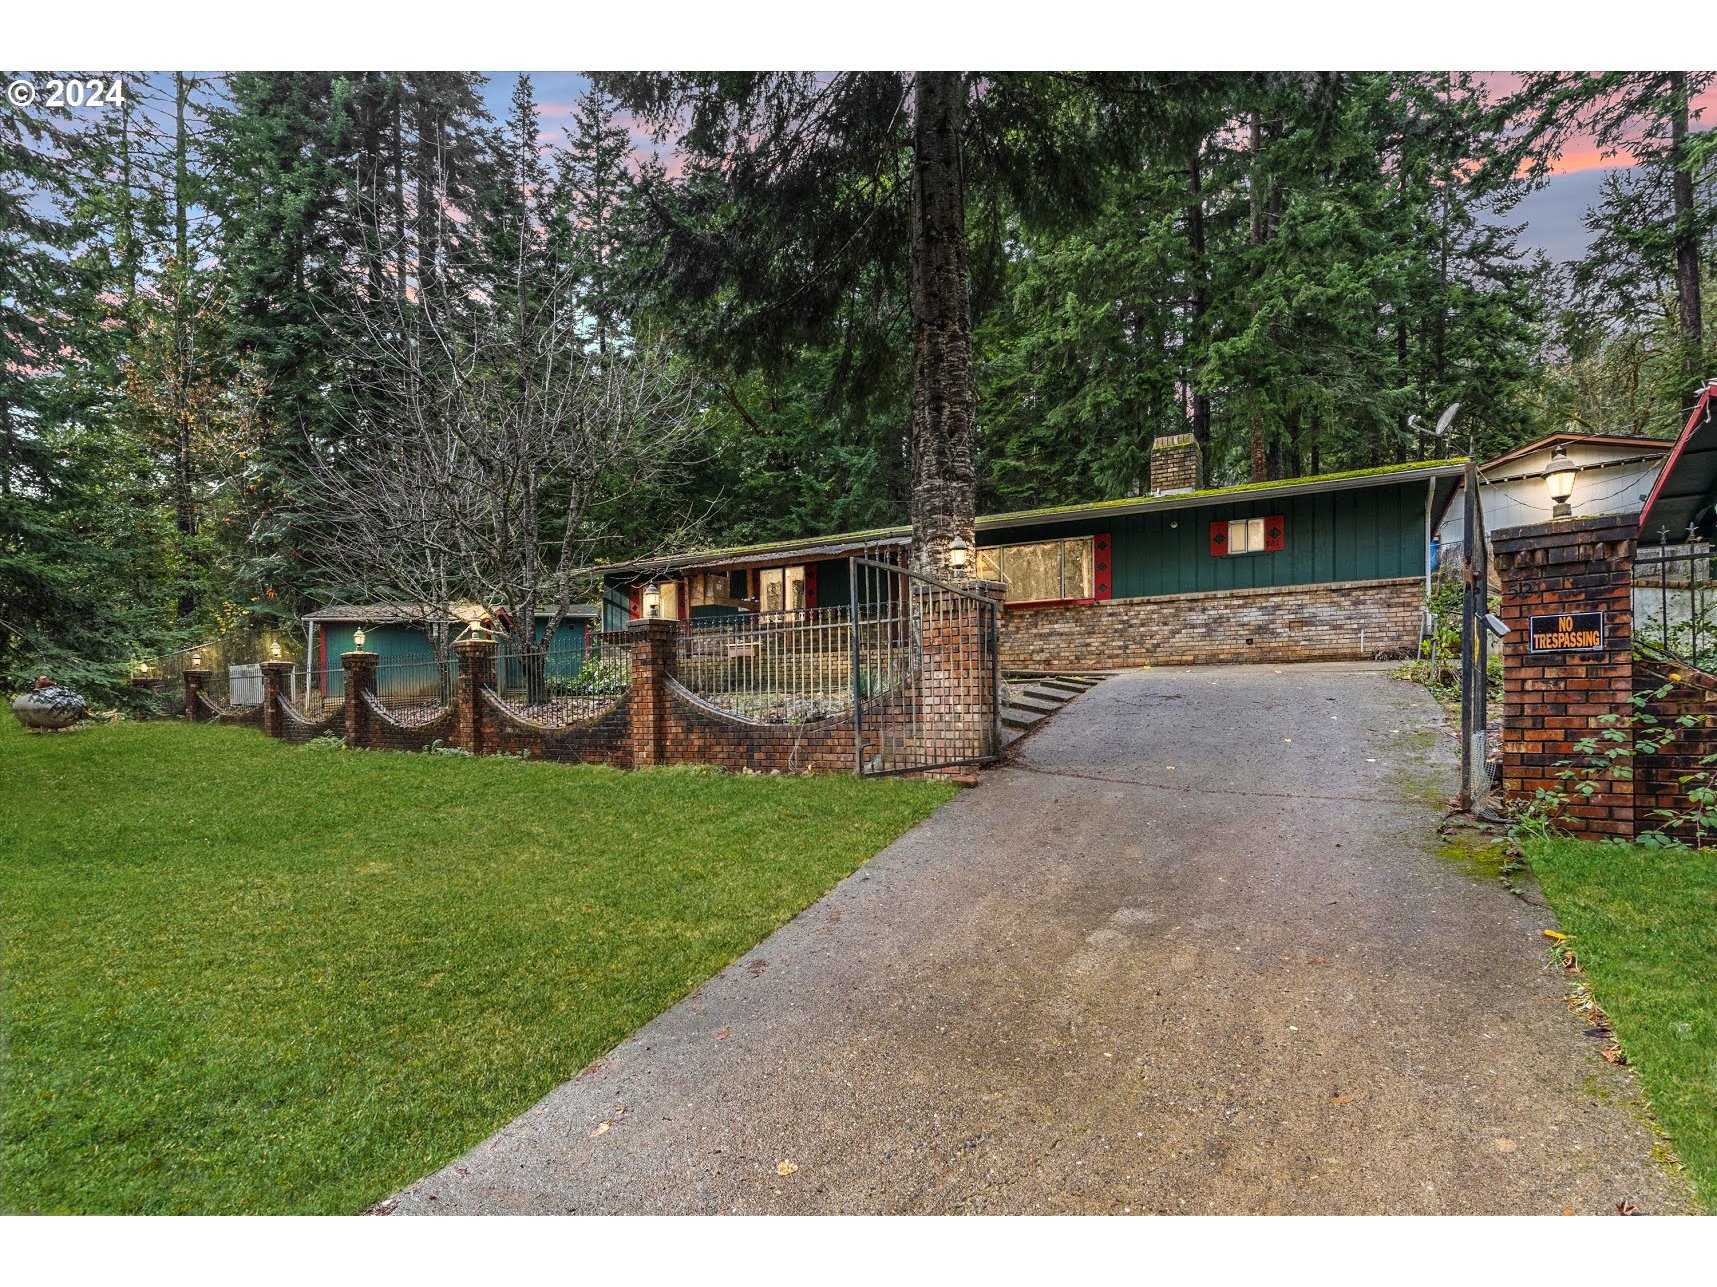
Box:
[591,458,1467,579]
[1639,382,1717,540]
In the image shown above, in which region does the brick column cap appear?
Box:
[260,659,294,674]
[626,618,680,640]
[1492,513,1640,551]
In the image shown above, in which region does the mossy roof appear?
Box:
[590,457,1467,578]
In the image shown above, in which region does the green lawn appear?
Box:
[0,717,953,1214]
[1525,837,1717,1210]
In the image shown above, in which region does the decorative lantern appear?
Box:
[269,640,282,661]
[1542,444,1578,519]
[191,649,204,669]
[643,580,662,619]
[352,627,367,650]
[948,536,973,572]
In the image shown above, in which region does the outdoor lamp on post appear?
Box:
[643,580,662,619]
[190,649,204,669]
[1542,444,1579,519]
[352,627,367,651]
[269,640,281,661]
[948,536,973,574]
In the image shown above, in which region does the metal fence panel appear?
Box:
[851,556,1001,776]
[676,607,855,723]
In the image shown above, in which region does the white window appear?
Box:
[976,537,1095,604]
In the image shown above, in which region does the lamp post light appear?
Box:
[352,627,367,651]
[190,649,204,669]
[1543,443,1578,519]
[643,580,662,619]
[948,536,973,574]
[269,640,282,661]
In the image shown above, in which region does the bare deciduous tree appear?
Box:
[303,271,703,698]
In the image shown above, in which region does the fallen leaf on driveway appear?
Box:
[1543,929,1569,942]
[1328,1095,1353,1106]
[1601,1046,1628,1066]
[1616,1201,1638,1215]
[777,1160,798,1176]
[590,1122,610,1138]
[1494,1138,1517,1153]
[715,1025,730,1040]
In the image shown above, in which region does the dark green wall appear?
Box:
[981,480,1429,598]
[598,479,1429,614]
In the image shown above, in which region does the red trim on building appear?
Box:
[628,585,641,620]
[1639,382,1717,532]
[804,562,819,610]
[1209,521,1229,556]
[1093,532,1113,600]
[1264,514,1285,552]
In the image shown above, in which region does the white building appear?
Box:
[1435,432,1671,569]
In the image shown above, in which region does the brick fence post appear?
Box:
[626,619,678,769]
[1493,514,1637,838]
[453,638,497,754]
[917,578,1005,785]
[183,667,210,722]
[260,660,294,739]
[342,650,378,749]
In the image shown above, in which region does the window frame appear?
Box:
[979,535,1102,608]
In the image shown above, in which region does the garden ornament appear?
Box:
[11,675,89,731]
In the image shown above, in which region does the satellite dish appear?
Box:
[1434,402,1462,437]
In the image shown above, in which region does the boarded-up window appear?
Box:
[978,537,1096,603]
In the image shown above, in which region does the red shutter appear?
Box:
[628,585,641,620]
[1209,521,1229,557]
[1264,514,1285,552]
[678,579,690,620]
[804,563,819,610]
[1093,533,1113,600]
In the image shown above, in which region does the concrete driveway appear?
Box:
[390,662,1692,1215]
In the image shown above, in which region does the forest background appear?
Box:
[2,69,1712,699]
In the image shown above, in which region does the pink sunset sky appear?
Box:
[485,71,1715,266]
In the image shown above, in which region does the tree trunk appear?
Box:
[1247,112,1271,483]
[907,71,977,577]
[1669,72,1704,401]
[1185,146,1211,450]
[172,72,196,619]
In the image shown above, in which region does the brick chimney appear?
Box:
[1151,433,1203,494]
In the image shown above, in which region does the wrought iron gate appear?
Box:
[849,556,1002,776]
[1637,525,1717,670]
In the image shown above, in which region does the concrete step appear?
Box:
[1001,705,1046,730]
[1032,678,1095,694]
[1009,692,1065,714]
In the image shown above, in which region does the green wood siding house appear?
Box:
[593,450,1464,669]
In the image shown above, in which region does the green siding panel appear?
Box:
[979,480,1427,600]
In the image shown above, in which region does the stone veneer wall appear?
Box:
[999,576,1424,671]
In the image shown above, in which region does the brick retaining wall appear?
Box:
[999,577,1423,670]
